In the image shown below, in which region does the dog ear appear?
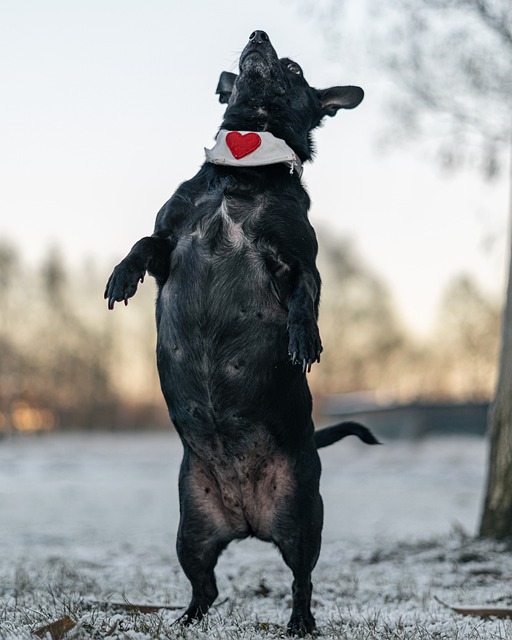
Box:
[317,86,364,116]
[216,71,237,104]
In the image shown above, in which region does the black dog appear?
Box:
[105,30,374,635]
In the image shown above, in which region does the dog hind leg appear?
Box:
[175,450,235,626]
[272,486,323,635]
[176,527,227,625]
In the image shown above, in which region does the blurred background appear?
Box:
[1,0,510,436]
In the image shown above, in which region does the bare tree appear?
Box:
[310,0,512,537]
[436,274,500,399]
[374,0,512,539]
[481,161,512,538]
[377,0,512,175]
[313,233,409,395]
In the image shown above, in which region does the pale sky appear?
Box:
[1,0,509,335]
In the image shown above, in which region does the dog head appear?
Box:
[216,31,364,162]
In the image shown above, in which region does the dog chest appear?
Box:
[159,191,289,340]
[188,192,257,248]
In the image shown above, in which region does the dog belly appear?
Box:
[156,299,312,458]
[184,444,295,539]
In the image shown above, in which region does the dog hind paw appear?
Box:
[287,612,316,637]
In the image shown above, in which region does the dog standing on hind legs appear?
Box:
[105,30,377,636]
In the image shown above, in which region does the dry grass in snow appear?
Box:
[0,433,511,639]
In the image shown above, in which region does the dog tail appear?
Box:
[314,421,381,449]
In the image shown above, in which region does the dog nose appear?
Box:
[249,30,270,44]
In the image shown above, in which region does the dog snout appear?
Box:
[249,30,270,44]
[239,30,278,75]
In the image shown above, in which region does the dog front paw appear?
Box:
[288,320,322,373]
[104,256,145,310]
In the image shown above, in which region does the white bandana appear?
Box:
[205,129,303,177]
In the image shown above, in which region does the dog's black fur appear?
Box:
[105,31,374,636]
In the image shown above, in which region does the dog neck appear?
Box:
[205,129,303,177]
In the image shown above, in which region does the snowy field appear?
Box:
[1,432,512,639]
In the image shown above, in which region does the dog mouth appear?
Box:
[239,48,272,73]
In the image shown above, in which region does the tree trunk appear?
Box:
[480,144,512,539]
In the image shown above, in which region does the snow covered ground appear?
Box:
[1,432,511,639]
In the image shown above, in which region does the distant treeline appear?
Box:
[0,236,500,432]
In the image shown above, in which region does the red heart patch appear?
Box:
[226,131,262,159]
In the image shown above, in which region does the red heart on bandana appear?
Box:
[226,131,262,159]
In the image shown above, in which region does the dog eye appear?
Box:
[287,63,302,75]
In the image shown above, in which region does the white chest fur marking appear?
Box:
[218,198,247,249]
